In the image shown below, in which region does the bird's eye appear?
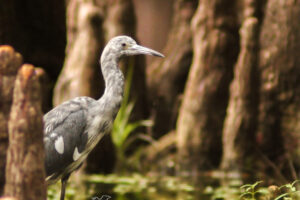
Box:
[121,43,126,47]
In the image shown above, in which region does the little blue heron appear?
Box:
[43,36,164,200]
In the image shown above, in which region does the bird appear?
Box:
[43,35,164,200]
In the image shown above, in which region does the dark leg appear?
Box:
[60,173,71,200]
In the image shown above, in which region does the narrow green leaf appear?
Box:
[274,193,289,200]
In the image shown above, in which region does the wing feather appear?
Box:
[44,97,95,135]
[43,96,95,178]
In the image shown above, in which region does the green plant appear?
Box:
[240,181,267,200]
[111,64,153,163]
[275,180,300,200]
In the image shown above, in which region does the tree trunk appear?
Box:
[147,0,198,138]
[4,65,46,200]
[176,0,239,173]
[53,1,104,105]
[0,46,22,195]
[103,0,136,41]
[257,0,300,180]
[221,0,260,171]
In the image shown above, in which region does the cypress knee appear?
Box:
[4,65,46,200]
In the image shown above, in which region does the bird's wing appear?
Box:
[43,97,94,135]
[43,96,95,178]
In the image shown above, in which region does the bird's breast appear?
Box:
[86,116,113,149]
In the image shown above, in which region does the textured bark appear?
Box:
[0,46,22,195]
[4,65,46,200]
[103,0,136,41]
[0,0,66,111]
[176,0,239,172]
[221,0,260,171]
[147,0,198,138]
[258,0,300,178]
[53,1,104,105]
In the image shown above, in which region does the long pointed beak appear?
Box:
[130,44,165,57]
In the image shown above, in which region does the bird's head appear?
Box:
[101,36,164,62]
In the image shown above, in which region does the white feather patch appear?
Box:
[54,136,64,154]
[50,132,57,138]
[73,147,81,161]
[45,125,52,133]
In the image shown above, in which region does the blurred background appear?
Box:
[1,0,300,199]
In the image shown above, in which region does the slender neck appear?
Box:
[99,52,125,114]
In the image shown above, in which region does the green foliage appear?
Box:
[111,65,152,162]
[85,173,194,195]
[47,181,77,200]
[239,180,300,200]
[275,180,300,200]
[240,181,267,200]
[47,175,300,200]
[207,179,242,200]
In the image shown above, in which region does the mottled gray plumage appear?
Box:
[43,36,164,200]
